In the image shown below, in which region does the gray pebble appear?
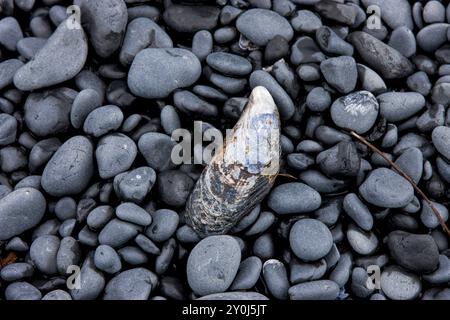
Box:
[113,166,156,203]
[145,209,179,242]
[417,23,449,52]
[387,230,439,274]
[24,88,75,137]
[236,9,293,46]
[380,266,421,300]
[94,245,122,274]
[99,218,142,248]
[30,235,60,275]
[317,141,361,178]
[230,256,262,290]
[0,188,46,240]
[343,193,373,231]
[118,246,149,265]
[348,31,414,79]
[268,182,321,214]
[432,126,450,160]
[120,17,172,66]
[0,59,23,90]
[206,52,252,76]
[70,253,105,300]
[157,170,194,207]
[87,205,114,230]
[75,0,127,58]
[395,148,423,183]
[42,290,72,300]
[128,48,201,99]
[356,64,387,94]
[138,132,176,172]
[116,202,152,227]
[14,18,87,91]
[84,105,124,137]
[187,235,241,296]
[41,136,94,196]
[0,114,17,146]
[197,292,268,300]
[316,26,353,56]
[5,282,41,300]
[0,17,23,51]
[289,218,333,261]
[289,280,340,300]
[346,224,378,255]
[291,10,322,33]
[96,133,137,179]
[359,168,414,208]
[163,4,219,33]
[192,30,213,61]
[290,36,326,65]
[56,236,81,275]
[320,56,357,94]
[388,26,416,58]
[263,259,289,300]
[0,263,34,281]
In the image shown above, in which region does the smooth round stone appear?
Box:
[289,280,340,300]
[306,87,331,112]
[0,188,46,240]
[56,236,81,274]
[423,255,450,284]
[236,9,294,46]
[213,27,236,43]
[206,52,252,76]
[138,132,176,172]
[197,292,268,300]
[30,235,60,275]
[98,218,142,248]
[94,245,122,274]
[173,90,218,117]
[407,71,432,96]
[5,282,42,300]
[0,113,17,146]
[348,31,414,79]
[83,105,123,137]
[320,56,357,94]
[87,206,114,230]
[0,59,23,90]
[230,256,262,290]
[291,10,322,33]
[432,126,450,160]
[361,0,413,29]
[145,209,179,242]
[135,234,160,255]
[432,83,450,105]
[423,1,446,23]
[70,254,105,300]
[289,258,327,284]
[29,138,61,173]
[268,182,321,214]
[289,219,333,262]
[343,193,373,231]
[315,26,353,56]
[265,36,290,64]
[128,48,201,99]
[13,19,87,91]
[113,166,156,203]
[5,237,29,252]
[0,263,34,281]
[416,23,449,52]
[96,133,137,179]
[329,252,352,287]
[54,197,77,221]
[359,168,414,208]
[0,146,26,173]
[116,202,152,227]
[378,92,425,122]
[420,200,449,229]
[388,26,416,58]
[187,235,241,296]
[192,30,213,61]
[263,259,289,300]
[75,70,106,101]
[104,268,155,300]
[0,17,23,51]
[24,88,76,137]
[75,0,128,58]
[346,224,378,255]
[381,266,421,300]
[58,219,76,237]
[118,246,148,265]
[161,105,181,135]
[163,4,219,33]
[395,148,423,184]
[41,136,94,196]
[387,231,440,274]
[120,17,172,66]
[356,64,387,94]
[42,290,72,300]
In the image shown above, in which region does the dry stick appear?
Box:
[350,130,450,238]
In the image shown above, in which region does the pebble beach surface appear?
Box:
[0,0,450,301]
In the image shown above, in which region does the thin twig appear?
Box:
[0,252,17,270]
[350,130,450,238]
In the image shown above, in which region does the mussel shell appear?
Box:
[185,86,281,237]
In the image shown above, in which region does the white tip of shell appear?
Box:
[249,86,278,116]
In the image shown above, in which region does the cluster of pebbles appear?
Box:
[0,0,450,301]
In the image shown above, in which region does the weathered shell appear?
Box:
[185,86,280,237]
